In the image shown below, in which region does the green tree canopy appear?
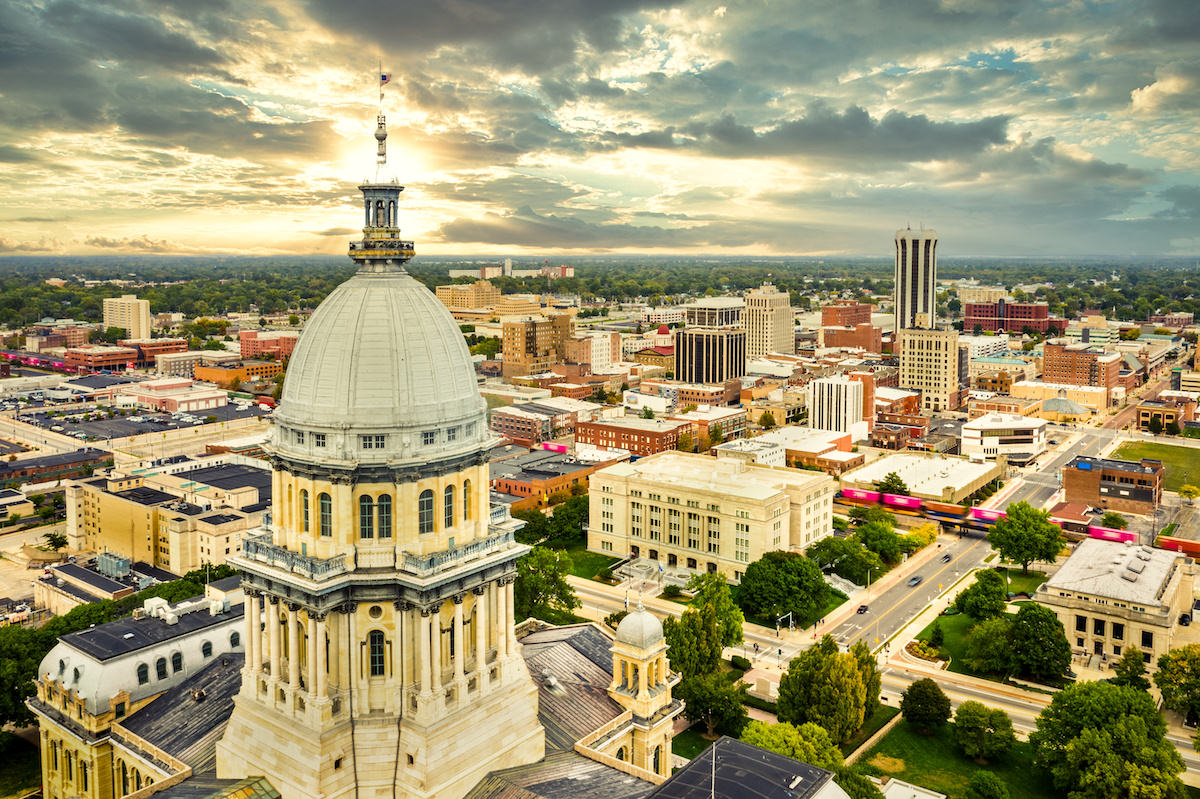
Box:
[777,635,872,743]
[854,521,903,565]
[848,505,896,527]
[1155,644,1200,722]
[42,530,68,552]
[1030,681,1184,798]
[663,602,723,679]
[677,671,748,738]
[875,471,909,495]
[1099,510,1128,530]
[963,772,1010,799]
[806,536,883,586]
[1112,646,1151,691]
[737,551,830,624]
[513,546,580,623]
[740,721,844,771]
[952,701,1016,763]
[1009,603,1070,680]
[987,501,1064,574]
[686,572,744,647]
[954,569,1008,620]
[900,678,951,733]
[964,616,1014,675]
[758,410,777,429]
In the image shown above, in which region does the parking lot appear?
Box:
[15,402,270,443]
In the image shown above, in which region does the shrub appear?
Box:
[662,584,684,598]
[730,655,752,671]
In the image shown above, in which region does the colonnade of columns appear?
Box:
[414,575,516,698]
[243,592,330,706]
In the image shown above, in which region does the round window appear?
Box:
[368,605,383,619]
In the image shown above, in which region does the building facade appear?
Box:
[897,327,960,413]
[103,295,151,340]
[435,280,501,311]
[501,314,574,378]
[806,375,864,435]
[575,418,692,457]
[683,298,743,328]
[820,300,872,328]
[960,412,1047,464]
[893,227,937,332]
[586,451,835,581]
[744,283,793,358]
[964,300,1056,334]
[674,328,746,384]
[1062,456,1163,514]
[1042,341,1121,400]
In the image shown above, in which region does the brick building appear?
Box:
[964,299,1058,334]
[575,418,692,457]
[501,313,574,378]
[117,338,188,369]
[238,330,299,360]
[65,345,139,373]
[1062,456,1163,515]
[821,323,882,353]
[1042,341,1121,402]
[820,300,872,327]
[193,360,282,388]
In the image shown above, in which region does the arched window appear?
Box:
[171,652,182,673]
[230,631,241,648]
[463,479,472,522]
[616,747,627,762]
[653,745,662,774]
[121,762,129,796]
[155,658,167,680]
[300,489,310,532]
[319,492,332,537]
[418,490,434,534]
[444,485,455,529]
[136,664,149,685]
[202,641,213,658]
[368,630,386,676]
[377,495,392,538]
[359,495,374,538]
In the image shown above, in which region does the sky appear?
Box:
[1,0,1198,258]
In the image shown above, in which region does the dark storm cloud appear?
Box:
[605,104,1010,165]
[301,0,671,73]
[1158,186,1200,220]
[0,146,41,163]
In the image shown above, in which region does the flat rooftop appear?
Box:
[62,597,244,662]
[176,463,272,502]
[1043,538,1181,606]
[1066,455,1163,475]
[490,450,600,483]
[596,451,829,501]
[844,453,997,495]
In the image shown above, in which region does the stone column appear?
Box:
[246,592,260,675]
[418,609,432,693]
[306,613,317,694]
[495,581,507,658]
[315,615,328,699]
[448,597,462,684]
[268,598,281,680]
[430,602,443,692]
[504,578,516,657]
[473,585,488,692]
[287,605,300,688]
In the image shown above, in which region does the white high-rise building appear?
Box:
[744,283,793,358]
[103,294,151,339]
[894,227,938,332]
[806,375,864,435]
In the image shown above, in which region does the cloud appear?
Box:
[0,237,59,252]
[84,235,181,252]
[313,227,356,237]
[0,146,41,163]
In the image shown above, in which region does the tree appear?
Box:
[807,536,883,586]
[708,423,724,445]
[1179,484,1200,505]
[854,521,903,565]
[676,432,694,452]
[740,721,843,771]
[640,406,655,419]
[1030,681,1184,798]
[833,768,885,799]
[875,471,909,495]
[1009,603,1070,680]
[758,410,777,429]
[42,530,68,552]
[964,616,1014,674]
[1099,510,1127,530]
[987,501,1063,574]
[513,546,580,622]
[737,551,830,624]
[777,636,871,743]
[1155,644,1200,722]
[686,572,744,647]
[954,569,1007,620]
[677,672,748,738]
[929,620,945,648]
[288,314,300,325]
[1149,416,1164,435]
[952,701,1015,763]
[851,640,881,719]
[1112,646,1151,691]
[900,678,950,733]
[963,772,1010,799]
[663,602,723,679]
[1167,420,1181,436]
[848,505,895,527]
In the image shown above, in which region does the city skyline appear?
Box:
[2,0,1198,257]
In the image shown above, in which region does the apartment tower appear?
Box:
[893,227,938,332]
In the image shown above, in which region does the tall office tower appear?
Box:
[893,227,938,332]
[744,283,794,358]
[806,375,864,434]
[898,327,960,413]
[683,297,744,328]
[674,328,747,384]
[103,294,151,339]
[216,113,546,799]
[500,312,574,377]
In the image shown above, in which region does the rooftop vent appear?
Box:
[1120,571,1139,583]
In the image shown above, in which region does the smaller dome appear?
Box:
[656,324,669,334]
[615,606,663,650]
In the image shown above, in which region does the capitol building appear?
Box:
[29,111,851,799]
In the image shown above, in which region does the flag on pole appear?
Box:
[380,73,392,86]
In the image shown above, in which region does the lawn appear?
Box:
[562,544,620,580]
[917,611,975,675]
[0,733,40,799]
[858,720,1059,799]
[672,727,713,760]
[740,590,848,631]
[1110,441,1200,492]
[839,705,900,757]
[993,567,1047,596]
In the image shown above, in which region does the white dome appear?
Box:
[271,271,488,466]
[615,607,664,650]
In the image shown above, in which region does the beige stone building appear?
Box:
[898,326,960,413]
[587,451,835,582]
[435,280,501,311]
[103,294,151,340]
[744,282,793,358]
[957,285,1008,304]
[1036,538,1195,670]
[501,313,574,378]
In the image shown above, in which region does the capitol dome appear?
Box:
[615,606,664,650]
[270,270,488,467]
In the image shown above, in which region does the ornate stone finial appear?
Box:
[374,114,387,167]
